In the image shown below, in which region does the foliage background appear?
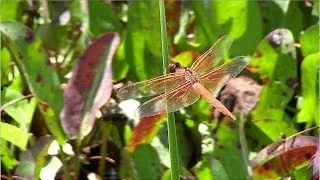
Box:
[1,0,319,179]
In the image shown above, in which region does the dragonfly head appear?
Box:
[168,62,182,73]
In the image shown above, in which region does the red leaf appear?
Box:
[61,32,120,138]
[311,147,319,179]
[251,136,318,179]
[126,114,166,151]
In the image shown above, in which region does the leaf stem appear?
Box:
[159,0,180,179]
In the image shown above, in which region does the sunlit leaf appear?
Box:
[192,0,262,56]
[194,122,229,179]
[248,29,297,142]
[61,32,120,139]
[39,156,62,180]
[171,51,200,68]
[297,53,320,125]
[0,0,21,21]
[0,122,28,150]
[1,88,37,131]
[113,38,129,81]
[125,1,162,81]
[300,25,319,57]
[1,139,18,172]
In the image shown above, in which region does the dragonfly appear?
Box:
[117,36,250,120]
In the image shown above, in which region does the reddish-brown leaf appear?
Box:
[126,114,166,151]
[251,136,318,179]
[60,32,120,139]
[311,148,319,179]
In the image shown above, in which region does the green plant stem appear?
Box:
[238,115,252,179]
[73,138,82,180]
[159,0,180,179]
[98,122,110,178]
[59,149,72,180]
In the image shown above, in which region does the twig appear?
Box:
[0,94,34,113]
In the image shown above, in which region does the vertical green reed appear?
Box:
[158,0,180,179]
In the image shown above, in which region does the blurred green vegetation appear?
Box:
[1,0,319,179]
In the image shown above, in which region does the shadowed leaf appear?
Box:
[60,32,120,139]
[15,136,54,180]
[212,118,248,179]
[133,144,161,180]
[0,20,65,143]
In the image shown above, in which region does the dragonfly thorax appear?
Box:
[185,68,199,83]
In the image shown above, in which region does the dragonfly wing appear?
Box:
[191,36,233,75]
[136,82,200,118]
[199,56,250,94]
[117,73,186,99]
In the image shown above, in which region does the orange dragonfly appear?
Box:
[117,36,250,120]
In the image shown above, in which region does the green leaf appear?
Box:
[0,21,66,143]
[1,88,37,131]
[60,32,120,138]
[192,0,262,56]
[119,149,138,179]
[88,1,120,36]
[0,0,21,21]
[248,29,297,141]
[195,122,229,179]
[0,122,28,150]
[113,37,129,81]
[212,119,248,179]
[171,51,200,68]
[1,139,18,172]
[1,48,12,85]
[133,144,161,180]
[15,136,54,180]
[39,156,62,180]
[300,25,319,57]
[0,21,63,114]
[259,1,303,38]
[297,53,320,125]
[161,166,193,180]
[125,1,162,81]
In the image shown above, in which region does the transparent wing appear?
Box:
[191,36,233,75]
[136,82,200,118]
[117,73,186,99]
[199,56,250,94]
